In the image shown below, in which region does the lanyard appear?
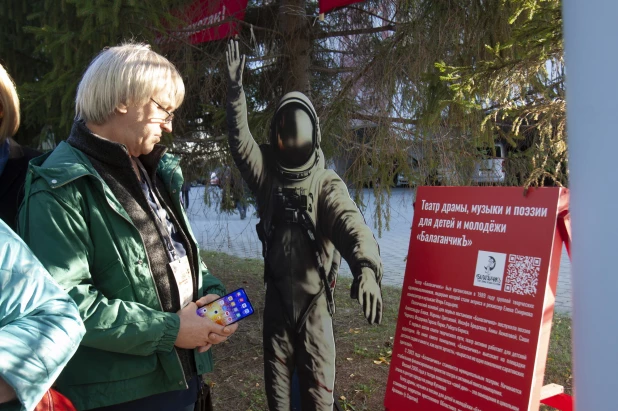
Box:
[134,158,179,261]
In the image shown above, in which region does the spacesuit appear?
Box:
[225,40,383,411]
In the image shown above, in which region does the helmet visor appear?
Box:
[273,106,314,168]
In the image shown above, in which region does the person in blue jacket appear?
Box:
[0,219,86,411]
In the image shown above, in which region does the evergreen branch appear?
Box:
[311,66,356,73]
[314,24,396,39]
[351,113,418,125]
[162,17,237,33]
[345,5,396,25]
[156,16,281,38]
[315,47,357,54]
[246,55,284,63]
[233,19,283,37]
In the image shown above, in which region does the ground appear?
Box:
[202,250,572,411]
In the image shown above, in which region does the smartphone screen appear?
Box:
[196,288,254,326]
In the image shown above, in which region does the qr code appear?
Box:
[504,255,541,297]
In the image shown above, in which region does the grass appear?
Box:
[540,314,573,411]
[202,250,573,411]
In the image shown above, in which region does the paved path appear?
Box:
[186,186,572,315]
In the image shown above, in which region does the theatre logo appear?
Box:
[473,250,506,291]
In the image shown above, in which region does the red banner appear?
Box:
[319,0,365,14]
[384,187,569,411]
[173,0,248,44]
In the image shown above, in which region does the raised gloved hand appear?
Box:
[226,39,245,87]
[351,267,383,324]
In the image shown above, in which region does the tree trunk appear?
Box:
[278,0,311,95]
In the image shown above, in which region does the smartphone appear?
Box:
[196,288,254,326]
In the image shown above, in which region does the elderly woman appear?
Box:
[0,64,40,230]
[19,44,237,411]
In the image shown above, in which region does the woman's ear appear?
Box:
[115,104,128,114]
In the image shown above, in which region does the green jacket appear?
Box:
[18,142,226,410]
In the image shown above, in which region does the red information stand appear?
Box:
[384,187,570,411]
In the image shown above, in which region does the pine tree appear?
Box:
[2,0,566,229]
[432,0,566,187]
[1,0,190,145]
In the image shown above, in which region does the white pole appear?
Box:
[564,0,618,408]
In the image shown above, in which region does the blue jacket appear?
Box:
[0,219,85,411]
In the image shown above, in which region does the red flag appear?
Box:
[171,0,248,44]
[319,0,365,14]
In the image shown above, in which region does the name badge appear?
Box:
[169,256,193,308]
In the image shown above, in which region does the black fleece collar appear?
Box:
[66,120,167,178]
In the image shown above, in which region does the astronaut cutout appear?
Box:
[226,40,383,411]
